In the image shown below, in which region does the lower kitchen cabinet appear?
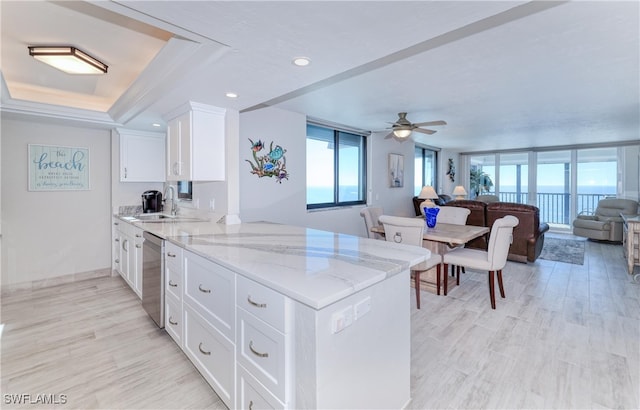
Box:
[112,218,143,298]
[164,241,184,346]
[164,246,410,409]
[184,304,235,408]
[237,364,284,410]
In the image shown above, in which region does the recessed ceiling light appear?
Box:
[225,92,238,98]
[152,123,161,127]
[292,57,311,67]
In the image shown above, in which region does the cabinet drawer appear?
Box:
[165,294,182,347]
[165,256,182,301]
[184,305,234,408]
[237,364,284,410]
[165,241,183,271]
[237,309,290,403]
[237,275,290,333]
[184,252,235,340]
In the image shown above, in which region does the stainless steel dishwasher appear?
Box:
[142,232,165,328]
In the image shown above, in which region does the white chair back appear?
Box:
[360,207,384,239]
[378,215,425,246]
[437,207,471,225]
[486,215,519,270]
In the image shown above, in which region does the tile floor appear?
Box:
[1,234,638,409]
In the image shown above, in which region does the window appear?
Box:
[414,147,437,196]
[306,124,366,209]
[498,153,528,203]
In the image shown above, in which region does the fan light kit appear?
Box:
[385,112,447,142]
[28,46,107,74]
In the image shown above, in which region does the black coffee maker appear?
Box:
[141,190,162,213]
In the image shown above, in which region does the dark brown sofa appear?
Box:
[441,200,550,263]
[411,194,453,215]
[486,202,550,263]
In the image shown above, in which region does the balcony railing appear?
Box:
[491,192,613,225]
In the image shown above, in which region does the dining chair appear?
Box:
[437,206,471,225]
[438,206,471,278]
[442,215,519,309]
[378,215,443,308]
[360,207,384,239]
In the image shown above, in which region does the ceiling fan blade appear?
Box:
[413,120,447,127]
[413,128,437,135]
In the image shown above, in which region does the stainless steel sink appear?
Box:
[136,213,174,221]
[133,214,208,223]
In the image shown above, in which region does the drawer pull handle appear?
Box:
[168,280,178,287]
[198,284,211,293]
[247,295,267,308]
[168,316,178,326]
[115,238,120,242]
[249,400,253,410]
[135,244,142,249]
[198,342,211,356]
[167,252,177,258]
[135,233,142,238]
[249,341,269,358]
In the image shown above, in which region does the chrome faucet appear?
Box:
[163,185,177,216]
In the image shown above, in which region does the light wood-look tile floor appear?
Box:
[1,234,639,409]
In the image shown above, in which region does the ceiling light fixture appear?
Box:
[292,57,311,67]
[28,46,108,74]
[393,128,412,139]
[225,92,238,98]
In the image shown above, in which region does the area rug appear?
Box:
[539,237,585,265]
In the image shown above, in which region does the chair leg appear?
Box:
[436,264,441,296]
[450,264,455,277]
[456,265,461,285]
[443,264,448,296]
[414,271,421,309]
[462,267,466,274]
[497,269,505,298]
[488,270,496,309]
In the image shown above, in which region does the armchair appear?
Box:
[573,198,639,242]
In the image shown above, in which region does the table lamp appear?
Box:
[452,185,468,200]
[418,186,439,208]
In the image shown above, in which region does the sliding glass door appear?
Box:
[536,150,572,226]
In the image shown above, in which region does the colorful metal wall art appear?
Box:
[246,139,289,183]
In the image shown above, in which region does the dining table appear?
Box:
[371,221,490,294]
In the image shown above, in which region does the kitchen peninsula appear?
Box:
[116,216,429,409]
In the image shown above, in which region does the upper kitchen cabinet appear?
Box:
[116,129,166,182]
[165,102,226,181]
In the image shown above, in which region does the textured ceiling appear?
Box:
[1,1,638,152]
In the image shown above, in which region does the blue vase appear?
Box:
[424,207,440,228]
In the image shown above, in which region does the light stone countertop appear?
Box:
[118,216,429,309]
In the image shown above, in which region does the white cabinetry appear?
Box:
[113,219,143,298]
[236,275,292,408]
[165,102,226,181]
[165,246,409,409]
[164,241,183,346]
[115,129,165,182]
[182,251,236,408]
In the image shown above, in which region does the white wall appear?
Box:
[1,118,112,286]
[238,108,418,237]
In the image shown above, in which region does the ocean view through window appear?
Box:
[306,123,366,209]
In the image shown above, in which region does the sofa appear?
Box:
[442,200,550,263]
[572,198,639,242]
[411,194,452,216]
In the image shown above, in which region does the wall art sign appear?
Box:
[245,138,289,183]
[389,153,404,188]
[28,144,90,191]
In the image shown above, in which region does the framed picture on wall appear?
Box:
[28,144,90,191]
[388,153,404,188]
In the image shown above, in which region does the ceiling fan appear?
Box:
[384,112,447,142]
